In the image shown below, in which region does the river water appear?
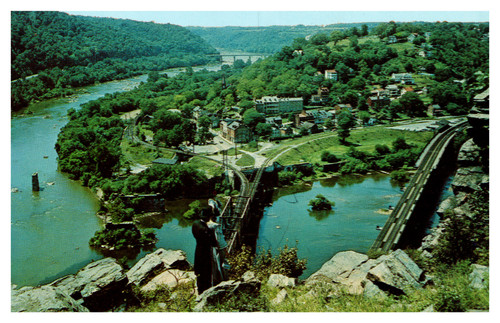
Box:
[10,65,220,287]
[257,174,402,279]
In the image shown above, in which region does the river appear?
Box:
[10,64,221,287]
[257,174,402,279]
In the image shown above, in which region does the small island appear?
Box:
[309,194,335,211]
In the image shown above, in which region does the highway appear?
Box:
[371,120,468,253]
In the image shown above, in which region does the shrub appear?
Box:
[434,288,466,312]
[227,244,307,281]
[277,170,303,186]
[309,194,335,210]
[321,150,339,163]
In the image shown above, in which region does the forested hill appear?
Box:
[187,23,380,53]
[11,11,218,110]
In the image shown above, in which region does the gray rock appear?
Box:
[306,250,369,284]
[11,285,89,312]
[271,288,288,305]
[451,166,489,194]
[241,271,258,282]
[367,249,426,295]
[457,139,481,167]
[267,274,297,288]
[436,196,455,215]
[127,249,190,286]
[422,304,434,312]
[49,257,127,311]
[469,264,489,289]
[193,279,261,312]
[140,269,196,292]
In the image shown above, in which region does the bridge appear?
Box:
[207,53,270,63]
[370,119,468,253]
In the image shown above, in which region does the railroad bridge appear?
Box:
[370,119,468,253]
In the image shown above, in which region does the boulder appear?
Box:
[49,257,128,311]
[127,249,190,286]
[436,196,455,215]
[457,139,481,167]
[306,250,428,298]
[469,264,489,290]
[451,166,489,194]
[271,288,288,305]
[193,279,261,312]
[267,274,297,288]
[11,285,89,312]
[306,250,369,284]
[366,249,427,295]
[140,269,196,292]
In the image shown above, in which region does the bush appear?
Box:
[309,194,335,210]
[277,170,303,186]
[227,244,307,281]
[434,288,467,312]
[390,168,410,183]
[321,150,339,163]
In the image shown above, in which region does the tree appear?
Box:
[398,92,426,117]
[255,122,273,137]
[309,194,335,210]
[336,110,356,143]
[358,111,371,126]
[242,108,265,130]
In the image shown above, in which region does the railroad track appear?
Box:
[371,120,468,253]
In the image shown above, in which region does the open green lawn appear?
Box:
[121,139,176,165]
[235,153,255,167]
[272,126,434,166]
[187,156,225,177]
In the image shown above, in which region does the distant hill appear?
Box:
[12,11,218,80]
[11,11,219,110]
[187,23,381,53]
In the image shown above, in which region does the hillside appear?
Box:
[11,11,219,110]
[187,23,380,53]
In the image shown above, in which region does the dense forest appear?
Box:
[188,23,380,53]
[11,11,219,111]
[232,21,489,118]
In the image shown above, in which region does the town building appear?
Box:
[220,120,253,143]
[386,84,400,97]
[391,73,415,84]
[255,96,303,115]
[310,87,330,105]
[295,109,333,127]
[324,69,338,81]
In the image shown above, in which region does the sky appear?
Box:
[64,10,489,27]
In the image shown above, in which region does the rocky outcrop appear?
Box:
[267,274,297,288]
[141,269,196,292]
[127,248,190,286]
[305,249,429,297]
[457,139,481,167]
[49,257,128,311]
[451,166,489,194]
[469,264,489,290]
[11,285,89,312]
[193,271,261,312]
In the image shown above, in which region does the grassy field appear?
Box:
[187,156,225,177]
[235,153,255,167]
[269,126,434,166]
[121,139,176,165]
